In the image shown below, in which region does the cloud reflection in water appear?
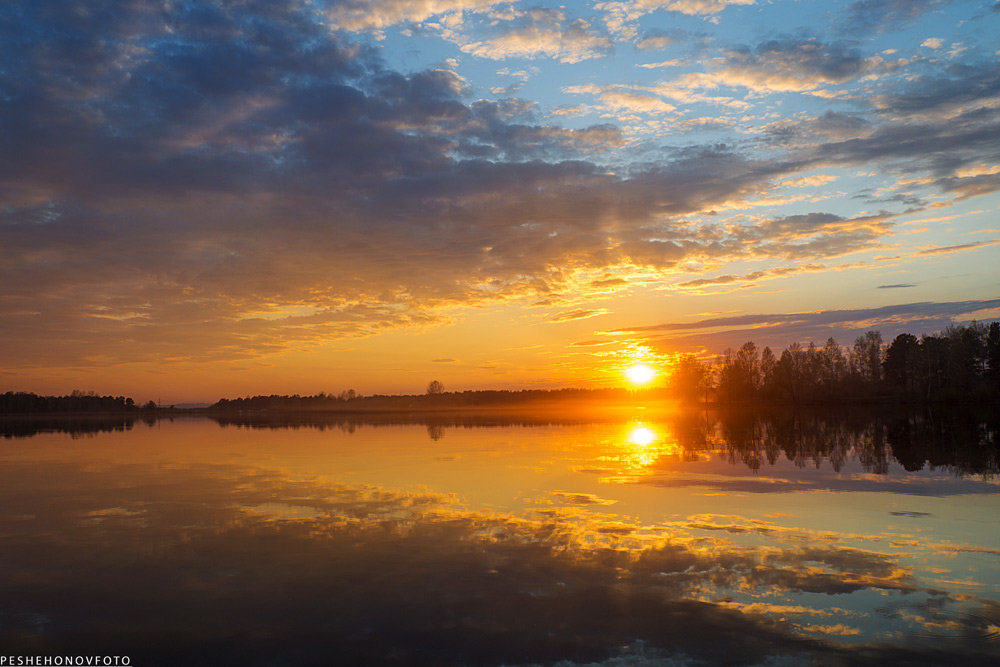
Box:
[0,451,996,665]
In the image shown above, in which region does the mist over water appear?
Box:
[1,411,997,665]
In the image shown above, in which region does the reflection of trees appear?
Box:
[703,409,997,476]
[887,410,999,476]
[209,413,614,432]
[0,416,137,439]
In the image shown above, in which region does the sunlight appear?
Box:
[627,424,657,447]
[624,363,656,387]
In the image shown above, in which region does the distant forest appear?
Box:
[2,321,998,414]
[208,387,632,413]
[675,320,1000,405]
[0,390,146,414]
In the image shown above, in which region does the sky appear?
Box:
[2,0,999,402]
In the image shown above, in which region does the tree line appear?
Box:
[0,390,146,413]
[208,387,634,413]
[671,321,1000,404]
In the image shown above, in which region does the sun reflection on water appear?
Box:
[620,422,683,470]
[627,424,657,447]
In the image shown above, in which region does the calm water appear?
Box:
[1,411,998,665]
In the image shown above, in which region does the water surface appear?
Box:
[1,410,997,665]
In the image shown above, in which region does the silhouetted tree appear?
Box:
[988,322,1000,393]
[671,354,710,403]
[773,343,806,403]
[759,346,777,399]
[427,380,444,395]
[851,330,884,391]
[717,342,761,403]
[815,338,846,395]
[884,333,920,398]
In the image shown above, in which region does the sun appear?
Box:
[624,363,656,387]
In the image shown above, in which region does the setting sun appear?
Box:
[625,364,656,387]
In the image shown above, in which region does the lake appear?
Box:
[1,409,998,665]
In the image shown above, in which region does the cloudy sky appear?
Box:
[2,0,999,401]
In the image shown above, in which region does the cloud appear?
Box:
[877,283,916,289]
[548,491,618,505]
[678,38,873,92]
[916,239,1000,255]
[630,470,1000,496]
[597,1,754,41]
[455,10,613,63]
[605,299,1000,353]
[843,0,950,34]
[870,62,1000,120]
[570,339,614,347]
[675,264,826,291]
[766,111,872,146]
[779,174,837,188]
[3,453,995,664]
[612,299,1000,334]
[2,2,999,371]
[801,623,862,636]
[598,0,755,29]
[566,84,677,114]
[324,0,497,33]
[549,309,611,323]
[0,2,641,366]
[782,64,1000,195]
[635,28,686,51]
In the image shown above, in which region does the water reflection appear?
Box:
[627,424,657,447]
[0,411,997,665]
[0,415,142,439]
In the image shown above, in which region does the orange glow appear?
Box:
[627,424,657,446]
[624,363,656,387]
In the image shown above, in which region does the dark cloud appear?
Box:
[806,65,1000,189]
[766,111,871,146]
[615,299,1000,333]
[752,62,1000,201]
[843,0,951,33]
[878,283,916,289]
[729,38,870,86]
[873,62,1000,119]
[607,299,1000,353]
[917,239,1000,255]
